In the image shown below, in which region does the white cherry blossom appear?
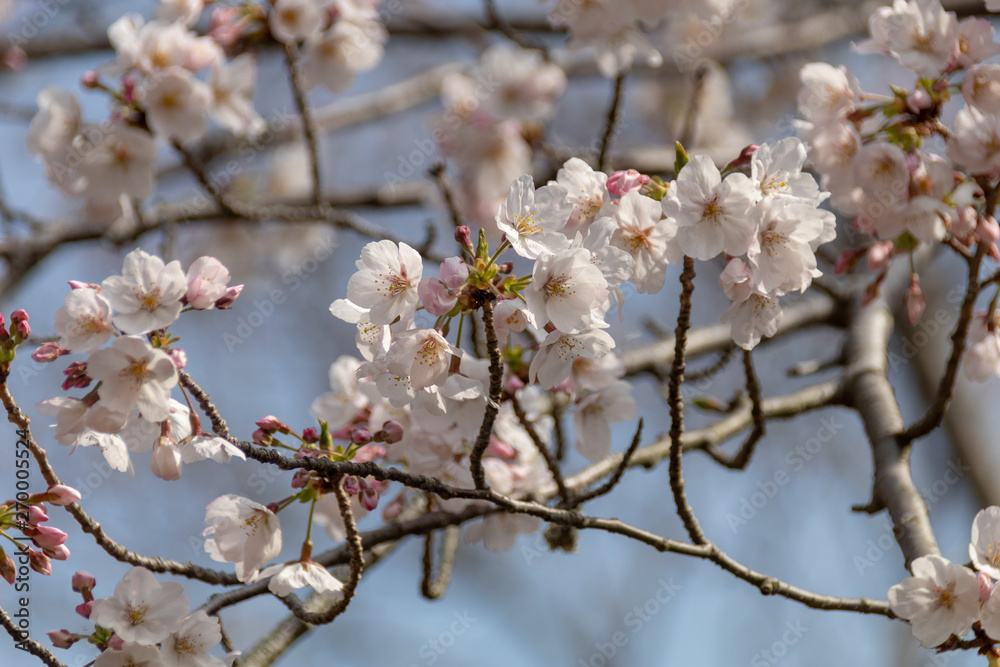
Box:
[94,644,165,667]
[345,241,423,325]
[662,155,756,260]
[573,381,638,462]
[552,157,610,236]
[160,611,224,667]
[495,175,573,259]
[859,0,958,77]
[54,288,114,353]
[142,67,211,143]
[87,336,178,422]
[971,506,1000,580]
[302,19,386,93]
[102,249,187,335]
[524,248,608,334]
[529,328,616,389]
[259,561,344,599]
[208,55,265,136]
[90,567,189,645]
[385,328,455,390]
[75,124,157,206]
[962,313,1000,382]
[203,495,282,583]
[948,106,1000,175]
[887,554,980,648]
[720,292,783,351]
[311,356,369,431]
[747,198,828,296]
[610,191,678,295]
[269,0,324,45]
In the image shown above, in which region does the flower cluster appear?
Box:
[25,0,386,223]
[888,507,1000,648]
[34,249,243,480]
[797,0,1000,332]
[0,485,80,583]
[47,567,236,667]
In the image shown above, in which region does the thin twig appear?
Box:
[699,350,765,470]
[284,43,322,204]
[571,419,643,506]
[470,299,503,489]
[510,393,570,504]
[482,0,549,57]
[277,476,364,625]
[667,257,708,545]
[428,162,464,232]
[597,70,628,172]
[898,242,985,445]
[0,603,66,667]
[678,64,708,149]
[420,521,459,600]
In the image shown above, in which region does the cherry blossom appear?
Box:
[573,381,638,462]
[610,191,678,295]
[142,67,211,143]
[552,157,610,236]
[971,506,1000,579]
[859,0,958,77]
[53,288,114,353]
[75,123,157,207]
[887,554,979,648]
[184,257,232,310]
[962,313,1000,381]
[160,611,224,667]
[208,54,265,136]
[302,19,386,93]
[90,567,189,645]
[662,155,756,260]
[385,329,455,390]
[948,106,1000,176]
[311,356,368,431]
[102,249,187,334]
[529,328,616,389]
[259,561,344,599]
[269,0,324,45]
[94,644,165,667]
[495,175,573,259]
[524,248,608,334]
[747,198,829,296]
[720,292,783,351]
[87,336,178,422]
[345,241,423,326]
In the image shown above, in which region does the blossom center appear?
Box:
[515,210,542,235]
[121,359,153,387]
[124,601,148,626]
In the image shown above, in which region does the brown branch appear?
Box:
[470,299,503,490]
[420,524,459,600]
[898,243,985,445]
[571,419,643,507]
[276,477,364,625]
[0,604,66,667]
[699,350,766,470]
[597,70,627,173]
[667,256,708,545]
[284,43,322,204]
[510,392,570,504]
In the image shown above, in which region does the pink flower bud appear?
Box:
[360,485,379,511]
[72,571,96,593]
[907,88,932,112]
[376,420,404,444]
[28,504,48,525]
[503,374,525,394]
[209,6,243,47]
[290,469,311,489]
[455,226,473,251]
[906,274,925,325]
[866,241,895,271]
[61,361,91,391]
[45,544,70,561]
[32,525,67,549]
[439,257,469,290]
[343,475,361,495]
[185,256,231,309]
[252,429,271,446]
[67,281,100,291]
[15,320,30,339]
[980,572,995,602]
[0,551,14,584]
[215,285,244,310]
[953,205,978,238]
[80,70,100,88]
[255,415,289,434]
[121,76,137,105]
[486,435,516,459]
[10,309,28,325]
[977,215,1000,245]
[497,261,514,274]
[47,484,81,506]
[418,277,458,316]
[31,342,68,363]
[607,169,651,196]
[108,634,124,651]
[301,427,319,443]
[47,630,80,649]
[75,600,93,619]
[28,549,51,575]
[350,427,372,445]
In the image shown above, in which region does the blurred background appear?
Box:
[0,0,993,665]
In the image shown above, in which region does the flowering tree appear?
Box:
[4,0,1000,664]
